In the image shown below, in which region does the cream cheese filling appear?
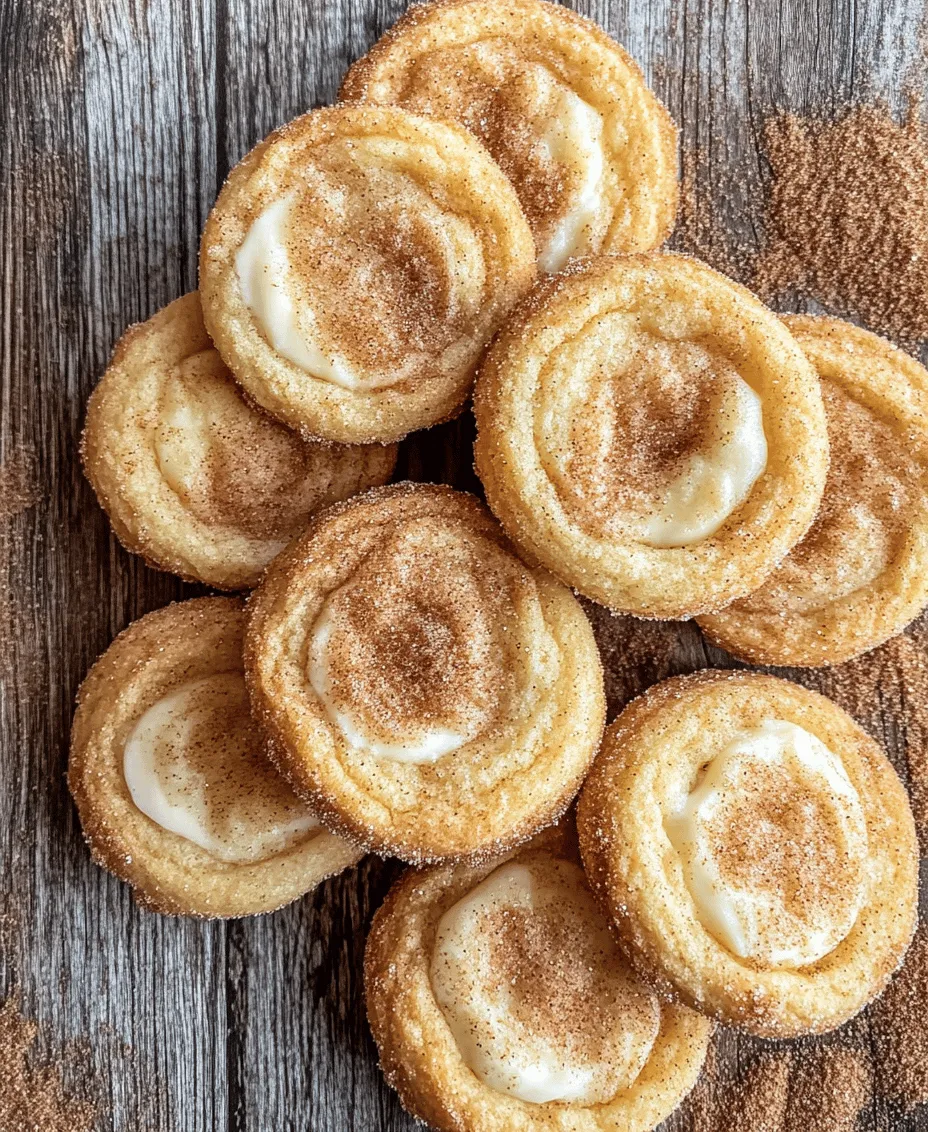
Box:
[638,375,767,547]
[535,88,606,274]
[235,196,368,390]
[307,598,471,764]
[666,719,868,967]
[123,673,318,863]
[430,858,659,1105]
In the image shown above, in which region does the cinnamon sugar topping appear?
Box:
[668,721,867,967]
[429,852,659,1103]
[737,378,921,617]
[156,350,357,542]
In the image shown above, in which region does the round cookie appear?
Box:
[69,597,362,918]
[245,482,605,864]
[82,292,396,590]
[576,670,918,1037]
[473,254,830,620]
[341,0,678,273]
[365,824,712,1132]
[698,316,928,666]
[199,103,536,445]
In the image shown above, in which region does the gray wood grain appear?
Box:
[2,0,928,1128]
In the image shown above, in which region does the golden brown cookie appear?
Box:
[341,0,678,272]
[245,483,605,864]
[474,254,830,620]
[69,597,362,918]
[698,316,928,666]
[200,104,536,445]
[577,671,918,1037]
[365,824,712,1132]
[82,293,396,590]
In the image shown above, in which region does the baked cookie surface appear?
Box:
[200,104,536,444]
[698,316,928,666]
[576,670,918,1037]
[245,483,605,863]
[82,293,396,590]
[341,0,678,273]
[365,825,712,1131]
[69,597,362,917]
[474,254,830,619]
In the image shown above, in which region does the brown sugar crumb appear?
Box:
[0,994,97,1132]
[680,1043,869,1131]
[817,630,928,852]
[870,920,928,1109]
[754,103,928,345]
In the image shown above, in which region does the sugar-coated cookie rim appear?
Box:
[698,315,928,667]
[199,103,536,445]
[339,0,679,259]
[68,597,363,918]
[473,253,831,620]
[244,482,606,864]
[364,824,713,1132]
[81,292,397,591]
[576,670,919,1037]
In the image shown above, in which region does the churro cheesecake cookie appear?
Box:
[82,293,396,590]
[69,598,362,917]
[341,0,678,273]
[245,483,605,863]
[200,104,536,445]
[699,316,928,666]
[577,671,918,1037]
[474,254,830,619]
[365,825,711,1132]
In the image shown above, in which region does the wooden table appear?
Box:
[2,0,927,1128]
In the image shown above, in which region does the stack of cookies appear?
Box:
[69,2,928,1129]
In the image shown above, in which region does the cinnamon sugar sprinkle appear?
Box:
[682,1041,870,1131]
[0,994,96,1132]
[871,921,928,1109]
[0,450,39,522]
[817,629,928,852]
[755,103,928,345]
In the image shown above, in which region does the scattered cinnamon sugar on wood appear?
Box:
[675,147,754,283]
[680,1043,870,1131]
[0,994,96,1132]
[0,449,39,522]
[870,921,928,1110]
[783,1047,871,1130]
[816,631,928,853]
[0,447,40,693]
[755,103,928,345]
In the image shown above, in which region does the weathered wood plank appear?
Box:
[2,0,928,1128]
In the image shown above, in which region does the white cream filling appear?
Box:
[638,375,767,547]
[235,197,369,390]
[307,600,469,764]
[666,720,868,967]
[536,89,606,274]
[430,861,654,1104]
[123,675,318,863]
